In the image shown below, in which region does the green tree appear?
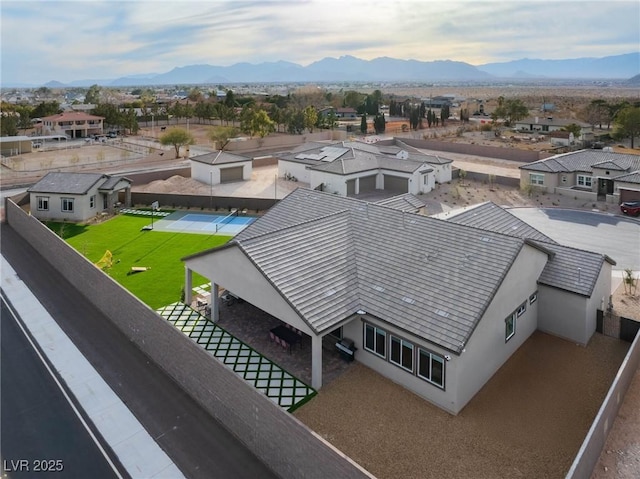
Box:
[492,98,528,126]
[373,113,386,134]
[85,84,101,104]
[208,126,240,150]
[224,90,236,108]
[360,113,368,134]
[614,106,640,148]
[562,123,582,141]
[32,101,61,118]
[287,109,305,134]
[159,127,195,158]
[1,114,18,136]
[251,109,275,138]
[302,106,318,133]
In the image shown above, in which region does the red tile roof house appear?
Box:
[38,111,104,139]
[183,189,614,414]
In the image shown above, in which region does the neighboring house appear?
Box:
[520,150,640,202]
[0,136,34,156]
[38,111,104,139]
[335,108,358,119]
[183,190,613,414]
[277,139,453,196]
[191,150,253,185]
[548,131,574,147]
[514,116,592,142]
[27,172,131,222]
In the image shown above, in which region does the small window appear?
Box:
[530,173,544,186]
[516,302,526,317]
[418,349,445,388]
[529,292,538,304]
[390,336,414,372]
[61,197,74,213]
[505,313,516,342]
[364,323,386,358]
[577,175,592,188]
[37,196,49,211]
[90,195,96,208]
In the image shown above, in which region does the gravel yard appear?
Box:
[294,332,629,479]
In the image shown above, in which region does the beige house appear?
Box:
[28,172,131,222]
[38,111,104,138]
[514,116,592,143]
[520,150,640,203]
[183,190,613,414]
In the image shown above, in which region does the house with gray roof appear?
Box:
[278,139,453,196]
[182,189,613,414]
[514,116,592,142]
[520,150,640,203]
[191,150,252,185]
[27,172,131,222]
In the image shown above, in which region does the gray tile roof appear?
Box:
[194,189,532,353]
[445,201,612,297]
[521,150,640,174]
[28,172,108,194]
[446,202,556,243]
[190,151,251,165]
[532,242,609,297]
[614,171,640,184]
[99,175,130,191]
[375,193,426,213]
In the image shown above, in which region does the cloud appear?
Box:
[1,0,638,84]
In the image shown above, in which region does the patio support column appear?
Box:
[211,283,219,323]
[311,334,323,389]
[124,187,131,207]
[355,177,360,195]
[184,267,192,305]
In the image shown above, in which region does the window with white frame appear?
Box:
[516,302,527,317]
[90,195,96,208]
[37,196,49,211]
[577,175,592,188]
[364,323,386,358]
[529,292,538,304]
[505,312,516,341]
[418,348,445,388]
[61,197,74,212]
[530,173,544,185]
[390,335,414,372]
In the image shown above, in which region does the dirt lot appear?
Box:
[294,332,629,479]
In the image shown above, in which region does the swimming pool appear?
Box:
[152,211,256,235]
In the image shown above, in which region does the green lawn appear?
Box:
[47,215,231,309]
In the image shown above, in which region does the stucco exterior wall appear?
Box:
[279,160,311,183]
[29,187,104,222]
[537,285,588,344]
[345,315,456,414]
[585,262,613,339]
[431,163,453,184]
[191,160,252,185]
[520,169,560,193]
[186,247,313,334]
[455,244,548,413]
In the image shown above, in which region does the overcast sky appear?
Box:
[2,0,639,85]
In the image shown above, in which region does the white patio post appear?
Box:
[211,283,219,323]
[311,334,323,389]
[184,266,192,305]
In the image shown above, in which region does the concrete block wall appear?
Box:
[5,199,372,479]
[566,331,640,478]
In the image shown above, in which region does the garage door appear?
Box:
[383,175,409,192]
[346,179,356,196]
[620,188,640,203]
[220,166,244,183]
[359,175,377,192]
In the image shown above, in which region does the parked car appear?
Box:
[620,201,640,217]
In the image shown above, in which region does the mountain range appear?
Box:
[31,52,640,88]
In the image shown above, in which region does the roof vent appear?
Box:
[324,288,336,297]
[373,285,385,292]
[481,237,492,242]
[402,296,415,305]
[435,309,450,318]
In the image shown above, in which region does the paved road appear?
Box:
[508,208,640,270]
[1,297,123,478]
[0,224,278,479]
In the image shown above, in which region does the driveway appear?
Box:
[508,208,640,271]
